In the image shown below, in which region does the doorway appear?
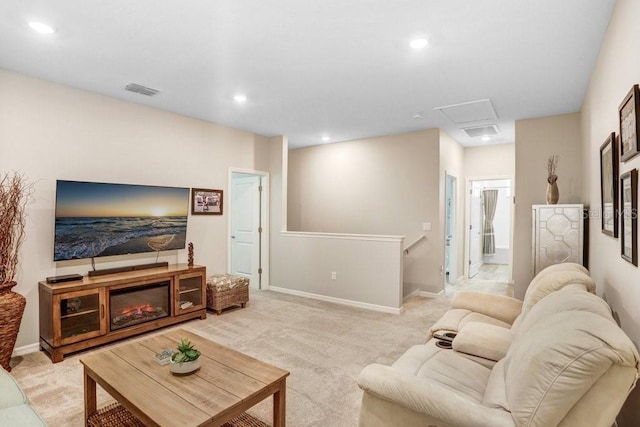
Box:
[466,178,512,282]
[445,174,457,285]
[228,169,269,290]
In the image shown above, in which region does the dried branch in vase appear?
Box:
[0,172,34,284]
[547,155,559,184]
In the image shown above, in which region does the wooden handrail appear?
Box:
[404,235,426,254]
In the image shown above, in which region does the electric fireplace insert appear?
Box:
[109,281,170,331]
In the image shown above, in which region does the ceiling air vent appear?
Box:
[462,124,499,138]
[125,83,160,97]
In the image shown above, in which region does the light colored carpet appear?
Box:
[448,269,514,297]
[10,290,454,426]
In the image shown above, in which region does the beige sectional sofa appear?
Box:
[357,263,640,427]
[0,366,47,426]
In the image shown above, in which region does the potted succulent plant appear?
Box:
[0,172,32,371]
[170,338,201,374]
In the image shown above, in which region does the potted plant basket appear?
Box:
[0,172,32,372]
[170,339,201,374]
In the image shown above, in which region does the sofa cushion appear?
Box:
[206,274,249,292]
[453,322,511,362]
[482,358,509,411]
[391,342,441,374]
[0,404,48,426]
[451,291,523,324]
[510,271,596,331]
[428,308,510,338]
[520,270,595,314]
[0,367,28,409]
[512,285,614,343]
[358,363,515,427]
[393,344,492,403]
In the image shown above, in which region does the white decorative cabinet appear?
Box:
[532,204,584,275]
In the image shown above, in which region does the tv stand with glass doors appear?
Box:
[39,264,206,362]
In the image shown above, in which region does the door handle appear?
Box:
[231,235,236,239]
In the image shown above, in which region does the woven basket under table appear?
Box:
[87,402,269,427]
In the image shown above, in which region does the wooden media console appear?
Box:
[39,264,206,362]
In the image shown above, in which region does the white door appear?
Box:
[469,186,483,278]
[231,174,261,289]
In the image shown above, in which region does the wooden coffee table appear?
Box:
[80,329,290,426]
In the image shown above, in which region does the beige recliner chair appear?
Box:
[358,287,639,427]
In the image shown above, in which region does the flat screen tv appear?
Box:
[54,180,190,262]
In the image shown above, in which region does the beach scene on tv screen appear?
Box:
[54,181,189,261]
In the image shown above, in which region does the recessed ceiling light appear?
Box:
[28,21,56,34]
[233,94,247,102]
[482,136,490,142]
[322,136,330,142]
[409,38,428,49]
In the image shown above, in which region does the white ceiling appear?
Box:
[0,0,616,149]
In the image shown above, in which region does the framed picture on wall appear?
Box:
[600,132,618,237]
[191,188,223,215]
[620,169,637,266]
[619,84,640,162]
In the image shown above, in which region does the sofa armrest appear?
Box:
[452,291,523,325]
[453,322,512,361]
[0,367,28,409]
[358,364,514,427]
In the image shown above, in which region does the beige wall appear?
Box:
[464,143,515,179]
[464,143,515,278]
[269,136,406,311]
[580,4,640,423]
[581,0,640,350]
[287,129,444,294]
[0,70,269,349]
[513,113,583,297]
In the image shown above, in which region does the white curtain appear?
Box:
[482,189,498,255]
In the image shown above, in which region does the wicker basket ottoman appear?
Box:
[206,274,250,315]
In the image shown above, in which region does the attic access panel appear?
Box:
[434,99,498,126]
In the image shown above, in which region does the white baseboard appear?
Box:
[403,289,420,301]
[404,289,444,300]
[418,290,445,298]
[269,286,403,315]
[13,343,40,357]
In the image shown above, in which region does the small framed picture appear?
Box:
[620,169,637,266]
[600,132,618,237]
[191,188,223,215]
[619,84,640,162]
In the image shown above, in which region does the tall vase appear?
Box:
[546,175,559,205]
[0,281,26,372]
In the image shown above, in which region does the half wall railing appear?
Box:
[403,234,426,254]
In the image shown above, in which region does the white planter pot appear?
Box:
[170,358,201,374]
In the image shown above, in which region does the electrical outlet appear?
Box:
[331,272,337,280]
[423,222,432,231]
